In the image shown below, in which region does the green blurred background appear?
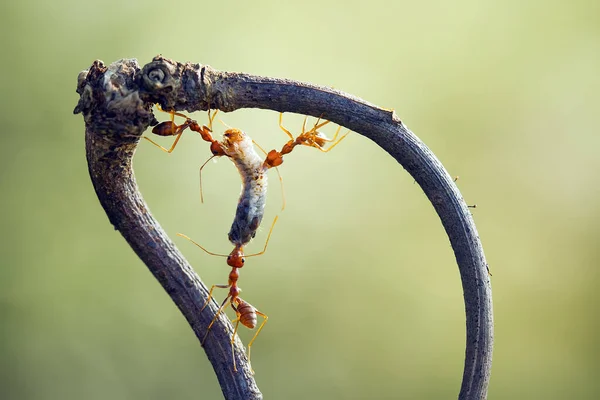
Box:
[1,0,598,398]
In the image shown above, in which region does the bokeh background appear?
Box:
[1,0,598,399]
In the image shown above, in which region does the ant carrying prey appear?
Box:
[146,106,348,372]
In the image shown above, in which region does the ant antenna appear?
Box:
[176,234,229,257]
[198,155,218,204]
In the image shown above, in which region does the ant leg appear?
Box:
[278,113,295,140]
[310,115,330,132]
[246,310,268,375]
[198,155,218,203]
[229,316,242,372]
[318,125,342,143]
[202,296,231,345]
[303,120,349,153]
[143,128,185,153]
[273,167,286,211]
[155,104,190,121]
[245,215,278,258]
[207,109,218,132]
[299,114,330,139]
[176,233,229,258]
[200,284,230,312]
[317,128,350,153]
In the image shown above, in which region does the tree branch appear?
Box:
[75,55,493,399]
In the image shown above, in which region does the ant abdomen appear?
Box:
[312,132,329,148]
[236,299,258,329]
[152,121,178,136]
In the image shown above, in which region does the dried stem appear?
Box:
[75,56,493,400]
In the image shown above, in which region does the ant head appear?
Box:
[210,141,226,156]
[227,247,245,268]
[188,120,202,132]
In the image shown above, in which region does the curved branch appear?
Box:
[75,55,493,399]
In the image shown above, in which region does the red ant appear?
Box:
[177,217,278,373]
